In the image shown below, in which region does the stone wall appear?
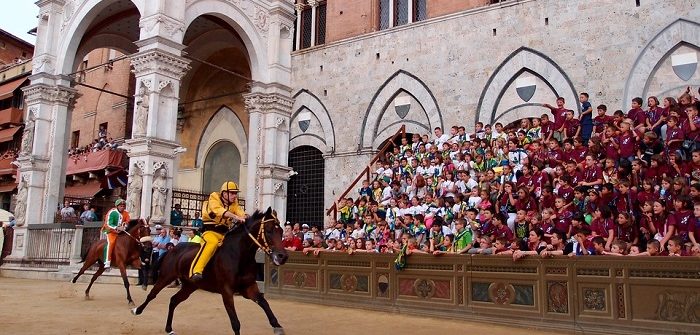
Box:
[290,0,700,215]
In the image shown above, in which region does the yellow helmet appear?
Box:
[220,181,239,193]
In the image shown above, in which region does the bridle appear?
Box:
[243,215,278,256]
[121,222,150,247]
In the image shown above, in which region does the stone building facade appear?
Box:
[289,0,700,220]
[6,0,700,257]
[10,0,295,259]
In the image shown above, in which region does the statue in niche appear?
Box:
[14,176,27,226]
[151,167,168,222]
[127,165,143,218]
[134,85,149,137]
[20,114,35,156]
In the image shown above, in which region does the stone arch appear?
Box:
[56,0,143,75]
[623,19,700,110]
[476,47,579,125]
[360,70,443,150]
[290,89,336,153]
[195,106,248,168]
[184,0,267,82]
[202,140,242,194]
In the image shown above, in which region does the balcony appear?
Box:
[66,149,127,175]
[0,154,17,176]
[0,107,23,126]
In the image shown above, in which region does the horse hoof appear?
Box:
[131,307,139,316]
[273,327,285,335]
[167,331,176,335]
[142,285,148,291]
[128,301,135,307]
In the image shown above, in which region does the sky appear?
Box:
[0,1,39,45]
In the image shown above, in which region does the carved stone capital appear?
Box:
[307,0,320,8]
[139,14,185,39]
[243,92,294,116]
[294,3,305,13]
[130,49,191,80]
[22,84,78,106]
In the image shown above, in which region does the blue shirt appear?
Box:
[152,235,170,257]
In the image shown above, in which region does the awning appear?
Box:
[64,180,103,198]
[0,127,21,143]
[0,183,16,193]
[101,169,128,189]
[0,77,28,100]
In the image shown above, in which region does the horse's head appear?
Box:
[126,218,153,250]
[250,207,288,266]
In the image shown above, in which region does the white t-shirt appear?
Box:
[434,134,450,148]
[508,149,528,171]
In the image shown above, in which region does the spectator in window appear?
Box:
[98,125,107,140]
[79,204,98,224]
[170,203,183,226]
[282,230,302,251]
[191,211,203,228]
[60,200,77,222]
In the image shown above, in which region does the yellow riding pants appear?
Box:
[189,230,224,276]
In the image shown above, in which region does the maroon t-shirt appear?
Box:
[515,197,537,213]
[558,185,574,203]
[584,165,603,183]
[554,209,573,233]
[572,147,588,163]
[627,108,647,126]
[564,118,580,137]
[550,107,568,131]
[682,116,700,140]
[492,225,514,242]
[540,122,553,139]
[636,190,657,205]
[666,126,685,151]
[593,115,612,134]
[604,137,620,160]
[547,149,564,168]
[616,224,638,243]
[674,210,693,243]
[590,218,615,238]
[617,131,636,158]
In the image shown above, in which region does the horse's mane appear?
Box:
[125,219,142,231]
[224,210,266,238]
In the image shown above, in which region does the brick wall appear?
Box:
[70,49,133,149]
[326,0,377,43]
[427,0,491,18]
[0,33,33,67]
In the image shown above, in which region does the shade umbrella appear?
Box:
[101,169,128,190]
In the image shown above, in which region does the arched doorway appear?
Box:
[202,141,241,194]
[286,146,324,228]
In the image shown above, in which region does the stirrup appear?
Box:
[104,262,111,269]
[189,273,203,282]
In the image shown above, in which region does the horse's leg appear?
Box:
[118,263,135,306]
[72,256,95,283]
[132,261,179,316]
[242,284,284,335]
[221,286,242,335]
[164,283,196,335]
[85,261,106,299]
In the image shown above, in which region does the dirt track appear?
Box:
[0,278,560,335]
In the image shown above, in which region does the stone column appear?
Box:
[389,0,395,28]
[126,47,190,224]
[10,78,77,258]
[243,83,294,223]
[294,3,304,50]
[308,0,318,47]
[408,0,414,24]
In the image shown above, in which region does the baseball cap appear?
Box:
[155,224,163,230]
[302,224,310,228]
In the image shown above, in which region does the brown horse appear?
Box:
[72,218,152,306]
[132,207,288,335]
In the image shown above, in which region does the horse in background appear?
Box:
[72,218,152,306]
[132,207,288,335]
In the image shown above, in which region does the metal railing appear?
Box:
[23,223,76,268]
[80,221,104,258]
[326,125,406,218]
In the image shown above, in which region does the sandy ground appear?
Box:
[0,278,561,335]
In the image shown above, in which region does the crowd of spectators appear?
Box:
[289,87,700,260]
[67,126,123,157]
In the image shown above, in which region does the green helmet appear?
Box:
[115,199,126,206]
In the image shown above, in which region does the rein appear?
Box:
[121,224,148,246]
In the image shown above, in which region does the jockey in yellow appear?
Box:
[102,199,130,268]
[189,181,246,281]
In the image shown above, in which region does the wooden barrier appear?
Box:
[264,253,700,335]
